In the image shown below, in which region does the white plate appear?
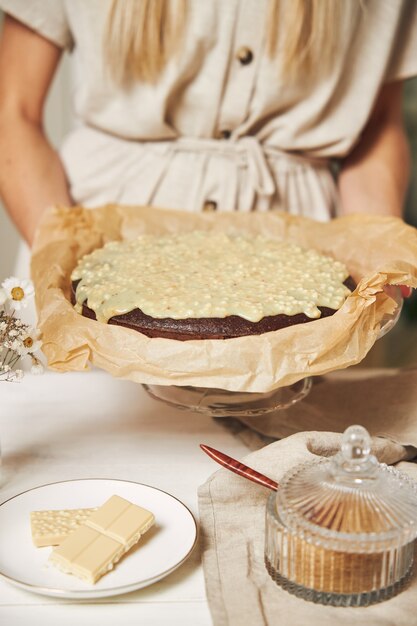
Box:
[0,478,197,599]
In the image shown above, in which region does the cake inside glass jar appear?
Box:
[70,231,355,340]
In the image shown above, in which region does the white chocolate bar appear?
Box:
[48,495,155,583]
[85,494,155,550]
[48,525,124,583]
[30,508,97,547]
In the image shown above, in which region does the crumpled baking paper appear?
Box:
[31,205,417,392]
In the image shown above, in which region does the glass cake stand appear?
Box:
[143,377,313,418]
[143,287,403,418]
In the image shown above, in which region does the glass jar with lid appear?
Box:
[265,425,417,606]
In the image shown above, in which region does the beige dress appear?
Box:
[1,0,417,220]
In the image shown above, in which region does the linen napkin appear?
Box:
[198,431,417,626]
[236,367,417,448]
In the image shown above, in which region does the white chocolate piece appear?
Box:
[30,508,97,547]
[86,495,155,549]
[49,526,124,584]
[48,496,155,584]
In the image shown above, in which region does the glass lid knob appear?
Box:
[342,425,371,463]
[332,425,378,479]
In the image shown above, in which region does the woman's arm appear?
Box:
[0,15,72,246]
[338,81,411,218]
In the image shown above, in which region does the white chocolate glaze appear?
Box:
[71,232,351,323]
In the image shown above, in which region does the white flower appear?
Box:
[4,338,21,351]
[14,369,24,381]
[1,277,35,310]
[16,328,42,356]
[0,288,7,306]
[31,361,44,375]
[30,354,44,375]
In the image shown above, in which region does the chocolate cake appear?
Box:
[71,232,355,341]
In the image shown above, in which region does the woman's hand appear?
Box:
[0,15,72,246]
[400,286,412,298]
[338,81,411,219]
[384,285,412,300]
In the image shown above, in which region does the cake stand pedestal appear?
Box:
[143,377,312,418]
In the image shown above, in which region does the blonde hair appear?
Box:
[104,0,360,85]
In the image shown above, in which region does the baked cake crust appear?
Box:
[71,277,356,341]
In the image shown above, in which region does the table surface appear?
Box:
[0,370,250,626]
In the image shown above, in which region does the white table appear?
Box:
[0,370,250,625]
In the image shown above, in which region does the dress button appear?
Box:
[217,129,231,140]
[237,46,253,65]
[203,200,217,212]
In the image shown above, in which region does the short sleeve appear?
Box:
[386,0,417,82]
[0,0,73,49]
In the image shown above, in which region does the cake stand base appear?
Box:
[142,378,312,417]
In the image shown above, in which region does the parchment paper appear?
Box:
[31,205,417,392]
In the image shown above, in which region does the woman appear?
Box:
[0,0,415,246]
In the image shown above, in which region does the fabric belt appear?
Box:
[155,136,329,203]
